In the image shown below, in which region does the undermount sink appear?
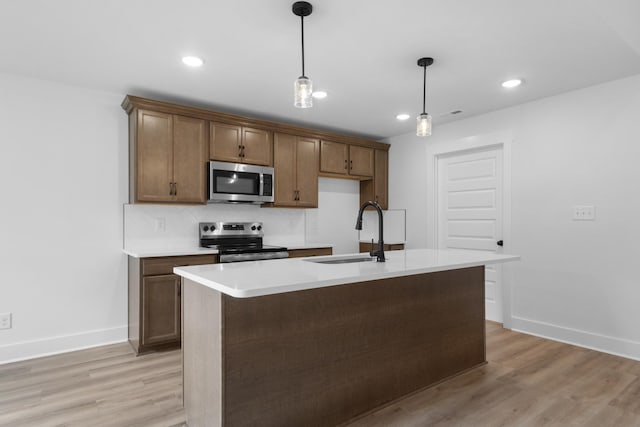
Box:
[304,255,377,265]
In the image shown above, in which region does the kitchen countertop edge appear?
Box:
[174,249,520,299]
[123,243,334,258]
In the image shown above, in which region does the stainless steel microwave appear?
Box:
[208,161,274,204]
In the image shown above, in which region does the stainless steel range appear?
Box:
[199,222,288,263]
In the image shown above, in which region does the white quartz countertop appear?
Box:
[123,242,333,258]
[174,249,520,298]
[123,246,219,258]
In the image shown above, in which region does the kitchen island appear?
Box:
[174,249,519,427]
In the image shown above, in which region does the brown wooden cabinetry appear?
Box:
[133,110,207,204]
[319,140,349,175]
[122,96,390,206]
[273,133,319,207]
[349,145,375,177]
[320,140,374,179]
[141,274,181,346]
[128,254,217,355]
[210,122,273,166]
[288,247,333,258]
[360,149,389,209]
[359,242,404,253]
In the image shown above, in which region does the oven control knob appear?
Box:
[257,225,262,231]
[203,226,209,232]
[251,225,256,231]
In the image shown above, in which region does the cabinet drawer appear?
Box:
[142,254,217,276]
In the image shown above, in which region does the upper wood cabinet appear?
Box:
[122,96,390,206]
[360,149,389,209]
[320,140,349,175]
[129,254,217,355]
[273,133,319,208]
[134,110,208,204]
[210,122,273,166]
[349,145,374,177]
[320,141,374,179]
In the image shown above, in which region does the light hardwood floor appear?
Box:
[1,322,639,426]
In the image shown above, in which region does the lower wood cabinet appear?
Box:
[128,254,217,355]
[288,247,333,258]
[141,275,181,346]
[359,242,404,253]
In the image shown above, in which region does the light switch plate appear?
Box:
[573,205,596,221]
[0,313,11,329]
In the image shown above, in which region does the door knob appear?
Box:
[497,240,503,247]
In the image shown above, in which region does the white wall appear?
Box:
[387,74,640,360]
[305,178,360,254]
[0,73,129,363]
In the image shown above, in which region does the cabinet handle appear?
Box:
[344,159,348,170]
[174,182,177,196]
[169,182,175,196]
[350,160,353,170]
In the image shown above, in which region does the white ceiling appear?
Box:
[2,0,640,140]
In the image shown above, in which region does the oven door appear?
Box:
[208,161,274,204]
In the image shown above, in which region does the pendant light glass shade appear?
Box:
[416,113,432,137]
[294,76,313,108]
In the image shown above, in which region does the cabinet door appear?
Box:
[296,137,319,207]
[273,133,298,207]
[349,145,374,177]
[320,141,349,174]
[242,127,273,166]
[374,149,388,209]
[360,149,389,209]
[210,122,242,163]
[136,110,174,202]
[141,275,181,346]
[173,115,208,203]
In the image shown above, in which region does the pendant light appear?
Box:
[292,2,313,108]
[416,57,434,137]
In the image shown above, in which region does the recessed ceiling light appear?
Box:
[396,114,410,121]
[182,56,204,67]
[501,79,522,88]
[312,91,327,99]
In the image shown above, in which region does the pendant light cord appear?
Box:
[422,64,427,115]
[300,16,306,77]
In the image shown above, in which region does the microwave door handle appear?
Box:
[259,173,264,197]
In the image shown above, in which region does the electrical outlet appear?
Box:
[0,313,11,329]
[155,217,166,232]
[573,205,596,221]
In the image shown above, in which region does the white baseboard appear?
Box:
[0,326,128,364]
[510,316,640,362]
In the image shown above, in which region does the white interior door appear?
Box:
[437,146,504,322]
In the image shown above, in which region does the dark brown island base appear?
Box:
[181,265,489,426]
